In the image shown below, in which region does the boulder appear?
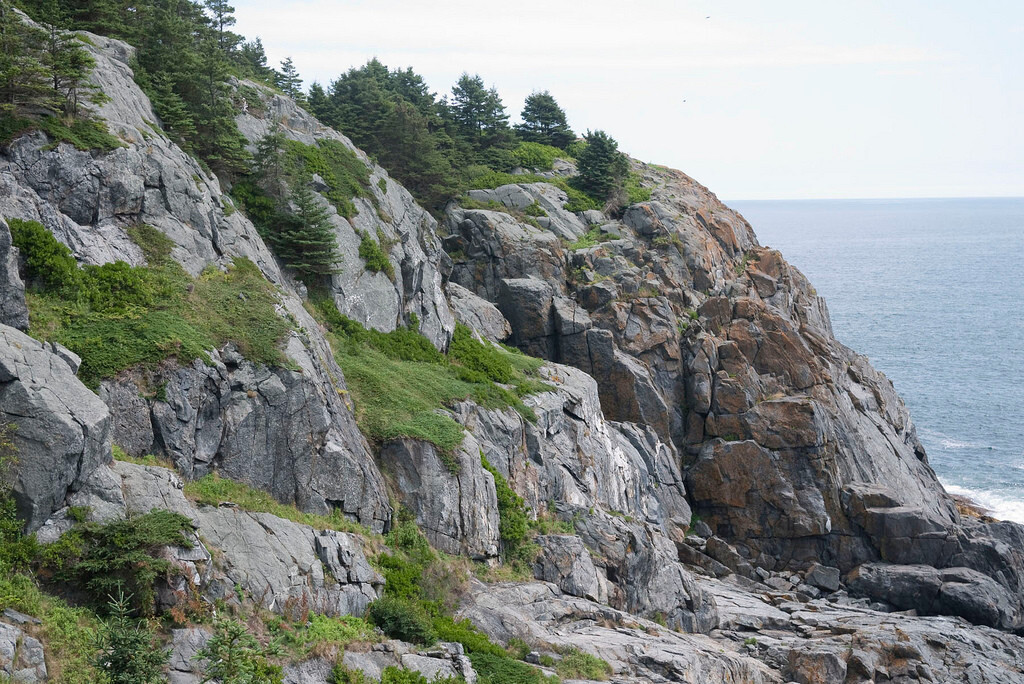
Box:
[0,325,111,530]
[533,534,609,603]
[447,281,511,342]
[0,621,47,683]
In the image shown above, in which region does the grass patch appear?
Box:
[555,649,612,680]
[111,444,174,470]
[465,168,600,213]
[311,296,548,456]
[480,454,532,565]
[568,227,611,251]
[183,473,373,536]
[13,219,292,387]
[0,571,103,684]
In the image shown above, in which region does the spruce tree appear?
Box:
[449,73,489,138]
[0,1,50,113]
[93,591,168,684]
[203,0,235,50]
[277,56,303,102]
[275,180,341,279]
[516,90,574,149]
[576,129,629,203]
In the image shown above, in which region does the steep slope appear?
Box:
[0,18,1022,684]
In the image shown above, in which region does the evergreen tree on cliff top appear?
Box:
[575,129,629,203]
[516,90,574,150]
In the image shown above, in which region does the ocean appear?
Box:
[729,198,1024,524]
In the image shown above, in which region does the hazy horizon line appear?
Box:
[726,195,1024,203]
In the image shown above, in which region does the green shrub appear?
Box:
[330,664,371,684]
[555,649,612,680]
[358,232,395,277]
[365,596,436,645]
[41,509,195,615]
[511,142,564,171]
[480,455,530,563]
[0,116,32,146]
[568,227,610,251]
[183,473,371,535]
[433,615,507,657]
[9,218,81,292]
[522,201,547,217]
[93,590,168,684]
[38,116,124,153]
[624,172,651,204]
[14,219,293,387]
[469,652,559,684]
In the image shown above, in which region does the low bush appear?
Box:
[12,219,292,387]
[568,227,611,251]
[358,231,395,277]
[469,652,560,684]
[40,509,195,616]
[480,455,531,564]
[38,116,124,153]
[365,596,436,645]
[511,141,564,171]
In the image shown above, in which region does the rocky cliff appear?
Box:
[1,22,1022,684]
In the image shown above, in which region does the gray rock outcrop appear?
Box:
[0,219,28,330]
[0,325,110,530]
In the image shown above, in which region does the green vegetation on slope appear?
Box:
[11,219,291,387]
[367,515,559,684]
[311,296,548,458]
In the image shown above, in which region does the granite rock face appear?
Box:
[52,460,386,619]
[0,325,110,530]
[381,434,501,559]
[443,166,1024,632]
[0,219,28,331]
[101,342,390,532]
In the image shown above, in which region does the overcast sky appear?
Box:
[232,0,1023,200]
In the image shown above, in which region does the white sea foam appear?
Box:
[942,482,1024,525]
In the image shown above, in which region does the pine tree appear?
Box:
[203,0,235,50]
[0,1,50,113]
[274,180,341,279]
[196,617,283,684]
[38,1,94,116]
[576,129,629,202]
[93,591,168,684]
[516,90,574,149]
[449,73,488,138]
[277,56,303,102]
[252,121,286,198]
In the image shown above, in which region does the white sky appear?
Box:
[232,0,1024,200]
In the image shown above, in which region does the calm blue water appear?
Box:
[729,198,1024,523]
